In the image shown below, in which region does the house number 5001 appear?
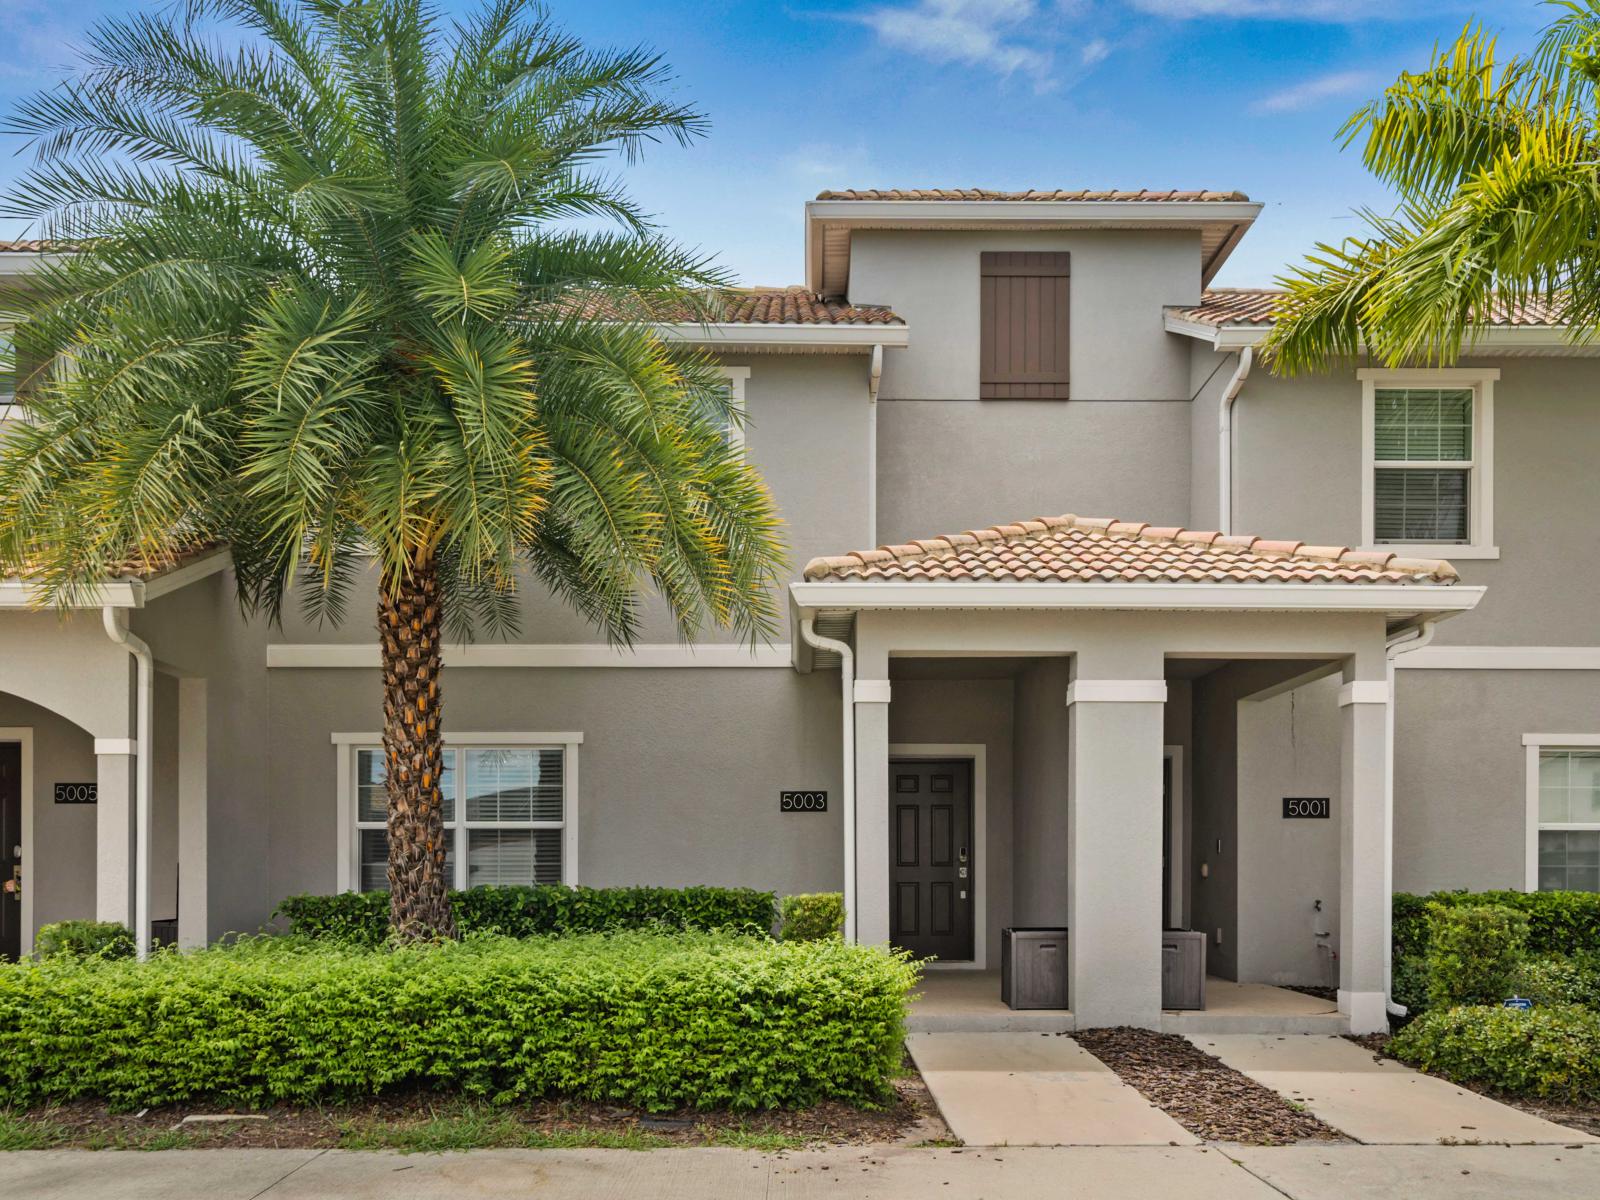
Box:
[780,791,828,812]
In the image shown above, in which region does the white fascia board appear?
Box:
[649,322,908,351]
[271,642,792,669]
[0,253,67,276]
[140,550,231,601]
[1164,313,1590,354]
[0,578,142,608]
[789,581,1484,615]
[805,200,1264,227]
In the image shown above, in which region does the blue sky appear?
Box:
[0,0,1555,287]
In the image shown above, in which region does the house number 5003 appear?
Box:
[780,791,828,812]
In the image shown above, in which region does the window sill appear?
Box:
[1364,545,1500,561]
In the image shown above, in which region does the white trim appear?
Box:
[93,738,136,756]
[808,198,1263,227]
[332,732,583,894]
[717,366,750,452]
[1164,745,1185,930]
[890,743,988,970]
[1337,681,1390,707]
[651,323,907,351]
[0,727,34,957]
[1168,315,1594,354]
[270,643,792,669]
[853,679,892,704]
[1522,735,1600,891]
[0,579,142,609]
[1403,646,1600,671]
[791,580,1483,615]
[139,550,231,601]
[1360,369,1496,556]
[1065,680,1168,705]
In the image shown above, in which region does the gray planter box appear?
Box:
[1001,927,1068,1010]
[1161,930,1207,1010]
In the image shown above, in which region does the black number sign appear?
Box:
[1282,797,1330,819]
[780,791,828,813]
[54,782,97,805]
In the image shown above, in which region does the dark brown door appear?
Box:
[889,759,974,961]
[1,743,20,961]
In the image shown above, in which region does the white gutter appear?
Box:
[1382,615,1439,1018]
[867,345,882,545]
[102,607,153,961]
[1218,346,1252,534]
[799,617,857,943]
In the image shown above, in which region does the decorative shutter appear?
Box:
[980,251,1071,399]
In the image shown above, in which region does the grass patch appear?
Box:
[0,1110,70,1151]
[333,1100,677,1153]
[700,1125,808,1151]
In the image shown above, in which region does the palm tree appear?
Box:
[1266,1,1600,373]
[0,0,785,941]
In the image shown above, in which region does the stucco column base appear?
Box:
[1339,989,1388,1035]
[94,747,136,927]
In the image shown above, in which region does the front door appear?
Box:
[1,743,20,960]
[889,759,974,961]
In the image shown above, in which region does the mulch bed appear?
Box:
[1348,1033,1600,1139]
[1072,1027,1346,1145]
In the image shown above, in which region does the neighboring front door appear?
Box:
[889,759,974,961]
[0,743,20,961]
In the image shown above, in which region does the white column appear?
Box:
[1067,678,1168,1029]
[177,678,208,949]
[94,742,136,926]
[1339,677,1390,1034]
[853,678,891,948]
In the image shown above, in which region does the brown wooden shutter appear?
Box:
[980,251,1070,399]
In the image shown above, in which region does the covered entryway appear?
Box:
[793,513,1483,1033]
[889,757,975,961]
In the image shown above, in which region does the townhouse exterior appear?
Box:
[0,189,1595,1033]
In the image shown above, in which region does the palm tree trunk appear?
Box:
[378,555,457,941]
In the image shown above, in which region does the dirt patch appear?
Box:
[1,1059,950,1152]
[1072,1027,1346,1145]
[1282,984,1338,1003]
[1348,1033,1600,1139]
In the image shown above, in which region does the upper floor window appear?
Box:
[0,325,15,423]
[1525,736,1600,892]
[332,732,581,893]
[715,366,750,451]
[1359,368,1497,557]
[980,252,1070,399]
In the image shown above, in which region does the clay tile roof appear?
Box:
[1168,288,1570,329]
[564,286,903,327]
[0,239,60,253]
[7,541,226,587]
[816,189,1251,203]
[801,516,1459,586]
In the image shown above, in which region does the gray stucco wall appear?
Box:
[849,229,1201,403]
[0,693,96,935]
[888,676,1016,969]
[1233,356,1600,647]
[1012,658,1071,928]
[265,666,843,908]
[1394,667,1600,893]
[1186,344,1236,533]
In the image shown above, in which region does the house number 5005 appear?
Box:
[780,791,828,812]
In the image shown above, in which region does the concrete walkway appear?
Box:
[1189,1033,1597,1146]
[3,1144,1597,1199]
[905,1031,1197,1146]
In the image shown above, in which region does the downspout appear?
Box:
[1382,616,1439,1017]
[1217,345,1253,534]
[103,606,153,961]
[867,344,882,546]
[799,616,857,943]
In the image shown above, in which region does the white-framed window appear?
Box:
[0,324,16,423]
[332,732,582,893]
[716,365,750,451]
[1523,734,1600,892]
[1358,368,1497,558]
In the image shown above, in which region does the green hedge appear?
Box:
[1394,890,1600,962]
[1425,904,1528,1009]
[275,885,777,945]
[34,920,134,961]
[1391,1004,1600,1102]
[0,932,918,1110]
[779,893,845,942]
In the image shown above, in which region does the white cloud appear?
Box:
[1129,0,1463,18]
[1080,37,1112,66]
[857,0,1053,81]
[1251,69,1372,114]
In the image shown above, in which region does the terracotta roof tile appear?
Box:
[801,515,1458,586]
[817,189,1250,203]
[0,240,59,253]
[566,286,902,327]
[1169,288,1569,329]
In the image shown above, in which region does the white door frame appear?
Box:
[0,727,34,957]
[888,743,987,970]
[1164,745,1185,929]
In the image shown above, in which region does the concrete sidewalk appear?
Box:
[2,1144,1596,1199]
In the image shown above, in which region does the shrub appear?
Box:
[1425,903,1528,1008]
[0,932,917,1111]
[1391,1004,1600,1102]
[1513,955,1600,1008]
[33,921,134,962]
[1394,889,1600,962]
[779,893,845,942]
[275,885,777,945]
[1391,953,1430,1015]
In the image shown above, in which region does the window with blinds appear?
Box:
[1372,387,1473,544]
[354,745,567,892]
[979,251,1070,399]
[1537,748,1600,892]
